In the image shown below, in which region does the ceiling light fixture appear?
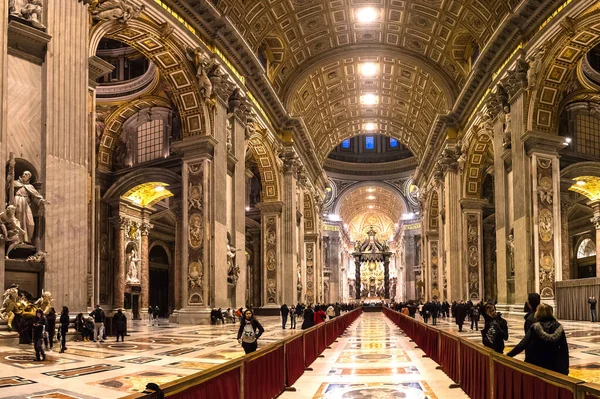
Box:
[356,7,378,23]
[364,122,377,131]
[360,62,378,77]
[577,180,586,186]
[360,93,378,105]
[154,185,165,193]
[366,188,375,193]
[368,205,374,209]
[366,195,376,200]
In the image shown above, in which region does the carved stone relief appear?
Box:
[430,240,439,299]
[536,157,556,299]
[466,214,480,299]
[266,217,277,304]
[187,163,204,305]
[306,242,314,304]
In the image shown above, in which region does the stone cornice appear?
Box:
[256,201,285,214]
[324,157,418,177]
[171,135,218,159]
[459,198,488,211]
[522,131,566,155]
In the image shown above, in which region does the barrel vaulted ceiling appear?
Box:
[209,0,518,161]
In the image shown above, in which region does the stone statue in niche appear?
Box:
[91,0,145,24]
[12,171,45,245]
[297,261,303,292]
[19,0,45,29]
[499,105,512,150]
[507,233,515,276]
[227,88,243,115]
[226,233,241,285]
[126,248,141,284]
[226,119,233,153]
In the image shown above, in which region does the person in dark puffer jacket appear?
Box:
[507,303,569,375]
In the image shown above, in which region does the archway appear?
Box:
[149,243,171,317]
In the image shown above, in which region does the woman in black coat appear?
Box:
[237,309,264,354]
[507,303,569,375]
[301,306,315,330]
[113,309,127,342]
[59,306,69,353]
[46,308,56,351]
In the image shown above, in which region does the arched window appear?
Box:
[122,107,172,166]
[577,238,596,259]
[136,119,164,163]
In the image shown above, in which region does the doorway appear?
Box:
[149,245,170,317]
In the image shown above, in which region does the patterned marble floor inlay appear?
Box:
[42,364,124,379]
[90,371,186,393]
[0,376,36,388]
[312,382,438,399]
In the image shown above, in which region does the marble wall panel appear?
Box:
[7,55,42,174]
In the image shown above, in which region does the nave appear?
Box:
[281,313,468,399]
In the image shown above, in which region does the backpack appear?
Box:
[483,320,499,348]
[241,322,256,343]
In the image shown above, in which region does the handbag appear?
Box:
[42,325,49,340]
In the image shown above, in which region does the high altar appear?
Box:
[352,228,392,300]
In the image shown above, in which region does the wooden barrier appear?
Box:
[383,307,592,399]
[121,307,362,399]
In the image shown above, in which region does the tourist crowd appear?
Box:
[389,292,569,376]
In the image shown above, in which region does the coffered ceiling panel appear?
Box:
[209,0,507,162]
[289,55,450,162]
[337,185,405,226]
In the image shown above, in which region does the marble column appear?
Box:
[589,203,600,277]
[560,200,572,281]
[140,221,152,310]
[461,199,486,300]
[173,205,182,311]
[172,139,214,324]
[232,117,247,309]
[112,217,126,309]
[443,162,463,301]
[524,133,564,304]
[281,156,299,306]
[0,0,8,292]
[43,0,91,311]
[257,202,284,306]
[509,95,534,305]
[491,107,509,304]
[305,234,318,304]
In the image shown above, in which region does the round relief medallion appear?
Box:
[307,281,314,289]
[539,176,553,191]
[266,250,276,270]
[469,272,478,283]
[540,253,554,271]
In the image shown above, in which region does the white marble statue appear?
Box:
[20,0,45,29]
[91,0,144,24]
[13,171,45,244]
[226,237,241,285]
[126,249,141,284]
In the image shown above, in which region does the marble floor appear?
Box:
[0,316,294,398]
[4,312,600,398]
[280,313,469,399]
[412,312,600,385]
